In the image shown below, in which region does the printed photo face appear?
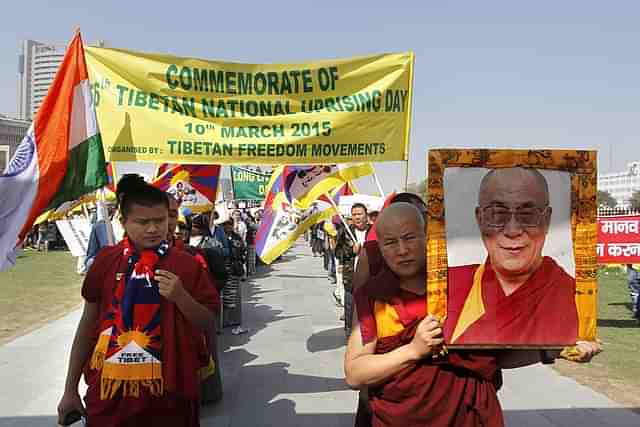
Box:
[444,167,575,275]
[440,166,579,348]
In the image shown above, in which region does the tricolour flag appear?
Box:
[256,183,351,264]
[151,164,221,213]
[0,32,107,270]
[282,163,374,209]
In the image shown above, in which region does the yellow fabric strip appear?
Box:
[89,328,112,370]
[102,361,162,381]
[199,356,216,380]
[374,300,405,339]
[451,264,486,344]
[100,378,163,400]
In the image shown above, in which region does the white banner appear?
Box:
[56,219,92,257]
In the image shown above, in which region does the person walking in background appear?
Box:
[190,215,228,290]
[333,220,345,308]
[324,220,338,285]
[232,210,247,244]
[209,211,231,259]
[244,211,258,276]
[37,221,49,252]
[176,216,191,245]
[321,222,331,272]
[222,219,248,335]
[253,209,265,268]
[27,225,39,249]
[310,223,324,257]
[627,264,640,324]
[335,203,370,338]
[185,214,227,405]
[232,210,248,280]
[47,221,59,250]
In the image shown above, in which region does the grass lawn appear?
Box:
[0,249,82,344]
[554,266,640,410]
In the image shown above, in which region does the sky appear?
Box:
[2,1,640,194]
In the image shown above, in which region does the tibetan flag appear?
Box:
[256,184,349,264]
[0,32,107,271]
[154,163,177,179]
[262,166,285,210]
[151,164,220,213]
[105,162,118,193]
[282,163,374,209]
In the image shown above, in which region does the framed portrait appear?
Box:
[426,149,597,348]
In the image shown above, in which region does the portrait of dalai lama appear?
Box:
[443,166,578,347]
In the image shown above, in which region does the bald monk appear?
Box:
[445,167,578,347]
[346,203,601,426]
[346,203,505,426]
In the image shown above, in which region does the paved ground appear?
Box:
[0,241,639,426]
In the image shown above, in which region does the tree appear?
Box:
[597,190,617,209]
[630,190,640,212]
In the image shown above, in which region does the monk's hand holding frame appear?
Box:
[408,315,444,360]
[560,340,603,363]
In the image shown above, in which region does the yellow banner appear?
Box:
[85,47,414,165]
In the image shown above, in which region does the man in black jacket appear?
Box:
[335,203,370,338]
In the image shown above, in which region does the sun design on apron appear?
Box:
[117,329,152,348]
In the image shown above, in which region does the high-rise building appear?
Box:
[17,39,105,121]
[598,161,640,208]
[0,114,30,172]
[18,40,64,121]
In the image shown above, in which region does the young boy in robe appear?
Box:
[57,174,219,427]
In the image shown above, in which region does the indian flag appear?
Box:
[0,32,107,270]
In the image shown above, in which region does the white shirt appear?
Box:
[234,220,247,242]
[353,227,368,269]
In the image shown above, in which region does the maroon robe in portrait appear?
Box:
[444,256,578,347]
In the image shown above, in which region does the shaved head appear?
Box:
[376,203,425,235]
[376,203,426,279]
[478,167,549,207]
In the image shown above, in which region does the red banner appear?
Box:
[597,215,640,263]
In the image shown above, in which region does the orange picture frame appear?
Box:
[426,149,598,345]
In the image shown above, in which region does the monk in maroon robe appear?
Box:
[81,242,219,426]
[346,203,504,427]
[346,202,600,427]
[444,167,578,347]
[58,175,219,427]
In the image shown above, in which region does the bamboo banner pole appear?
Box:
[325,192,357,242]
[404,160,410,192]
[372,167,386,197]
